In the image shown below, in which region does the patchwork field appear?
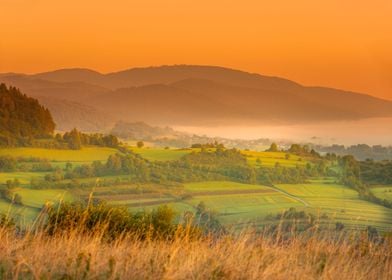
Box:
[126,181,305,225]
[2,178,392,231]
[275,182,392,231]
[242,151,307,168]
[1,146,391,232]
[0,172,50,186]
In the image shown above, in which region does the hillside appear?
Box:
[0,84,55,145]
[111,121,180,140]
[2,65,392,128]
[38,97,115,132]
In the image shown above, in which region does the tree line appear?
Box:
[29,147,331,190]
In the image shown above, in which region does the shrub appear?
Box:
[44,202,194,240]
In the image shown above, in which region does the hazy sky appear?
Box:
[1,0,391,100]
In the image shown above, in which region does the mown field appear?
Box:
[371,185,392,202]
[275,181,392,231]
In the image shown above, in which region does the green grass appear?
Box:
[130,147,192,161]
[13,188,73,208]
[184,181,269,192]
[128,201,196,214]
[2,179,392,231]
[0,188,74,225]
[0,199,41,225]
[276,182,358,199]
[180,181,303,225]
[0,172,49,185]
[0,147,118,163]
[275,182,392,231]
[189,192,302,225]
[242,151,307,168]
[111,181,303,225]
[371,185,392,202]
[54,180,392,231]
[185,182,300,224]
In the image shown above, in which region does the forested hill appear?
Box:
[0,83,55,146]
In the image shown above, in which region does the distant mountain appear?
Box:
[1,65,392,129]
[27,65,301,90]
[0,84,55,145]
[0,74,108,101]
[38,97,115,132]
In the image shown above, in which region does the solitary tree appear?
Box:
[69,128,82,150]
[267,143,279,152]
[137,141,144,148]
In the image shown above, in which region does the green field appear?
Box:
[68,181,304,226]
[126,181,305,225]
[371,185,392,202]
[242,151,307,167]
[0,188,74,225]
[130,147,192,161]
[0,147,120,186]
[13,188,73,208]
[184,181,266,192]
[2,177,392,231]
[130,148,309,167]
[0,147,118,164]
[1,146,392,232]
[0,172,49,185]
[0,199,41,224]
[275,182,392,231]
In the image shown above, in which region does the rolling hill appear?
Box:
[1,65,392,129]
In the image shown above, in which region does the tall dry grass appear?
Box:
[0,224,391,280]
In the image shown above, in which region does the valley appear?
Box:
[1,145,392,232]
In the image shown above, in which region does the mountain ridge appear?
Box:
[1,65,392,130]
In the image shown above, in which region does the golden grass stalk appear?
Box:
[0,224,391,280]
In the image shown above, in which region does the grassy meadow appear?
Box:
[242,150,307,167]
[276,181,392,231]
[372,185,392,202]
[130,147,193,161]
[1,225,391,279]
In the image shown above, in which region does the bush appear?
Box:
[0,214,15,229]
[44,202,193,240]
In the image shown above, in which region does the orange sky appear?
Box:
[0,0,391,100]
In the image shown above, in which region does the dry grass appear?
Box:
[0,226,391,280]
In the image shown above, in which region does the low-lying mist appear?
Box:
[174,117,392,146]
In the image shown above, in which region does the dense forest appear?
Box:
[0,83,55,146]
